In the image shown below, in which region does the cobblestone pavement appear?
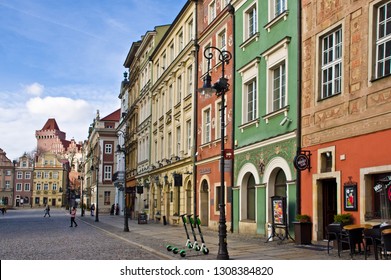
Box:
[0,208,161,260]
[0,208,380,260]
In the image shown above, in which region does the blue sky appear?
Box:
[0,0,187,160]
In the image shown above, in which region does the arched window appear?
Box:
[247,174,256,220]
[275,169,287,197]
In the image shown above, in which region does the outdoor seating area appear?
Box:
[327,223,391,260]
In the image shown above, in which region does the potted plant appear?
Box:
[293,214,312,245]
[333,213,352,225]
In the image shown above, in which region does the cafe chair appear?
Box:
[363,228,381,260]
[378,228,391,260]
[326,223,343,254]
[338,227,364,259]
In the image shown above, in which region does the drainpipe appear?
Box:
[296,0,303,215]
[192,0,199,217]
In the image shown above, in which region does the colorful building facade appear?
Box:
[300,0,391,241]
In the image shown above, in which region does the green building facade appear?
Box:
[232,0,299,236]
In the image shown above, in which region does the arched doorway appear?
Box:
[200,179,209,226]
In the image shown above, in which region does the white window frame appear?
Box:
[270,0,287,19]
[17,171,23,179]
[202,107,212,144]
[262,37,290,116]
[320,27,342,99]
[186,120,192,155]
[52,183,57,191]
[187,64,193,95]
[36,183,41,191]
[24,183,30,191]
[104,165,112,180]
[218,28,227,51]
[244,2,257,41]
[245,79,257,122]
[105,144,112,154]
[272,62,286,111]
[177,75,182,104]
[25,172,31,179]
[375,1,391,78]
[209,1,216,24]
[16,183,22,191]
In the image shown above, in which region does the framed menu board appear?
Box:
[272,196,287,226]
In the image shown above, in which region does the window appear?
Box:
[272,0,287,18]
[44,172,49,179]
[247,174,256,220]
[104,191,111,205]
[203,108,211,143]
[169,42,175,64]
[186,120,192,154]
[187,65,193,95]
[162,52,167,70]
[176,127,181,156]
[245,3,257,40]
[24,183,30,191]
[178,30,184,52]
[275,169,287,197]
[187,19,194,42]
[168,132,172,158]
[245,79,257,122]
[321,27,342,99]
[16,183,22,191]
[22,161,27,167]
[105,144,112,154]
[53,172,58,179]
[17,172,23,179]
[272,62,286,111]
[177,75,182,103]
[168,86,173,110]
[218,29,227,51]
[36,183,41,191]
[209,1,216,24]
[25,172,31,179]
[44,183,49,191]
[52,183,57,191]
[104,165,112,180]
[375,1,391,78]
[6,170,11,176]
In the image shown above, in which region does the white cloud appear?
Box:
[23,82,45,96]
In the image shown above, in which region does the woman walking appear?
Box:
[70,207,78,227]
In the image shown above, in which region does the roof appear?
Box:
[41,118,60,130]
[101,109,121,122]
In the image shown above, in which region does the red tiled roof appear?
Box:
[101,109,120,121]
[41,118,60,130]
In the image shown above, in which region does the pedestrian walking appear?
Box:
[115,203,119,215]
[110,204,115,215]
[43,205,51,217]
[70,207,78,227]
[90,204,95,216]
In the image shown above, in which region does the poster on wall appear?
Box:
[271,196,286,225]
[344,184,357,211]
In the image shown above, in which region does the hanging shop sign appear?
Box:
[294,150,311,171]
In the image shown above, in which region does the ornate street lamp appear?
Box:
[199,46,232,260]
[91,163,99,222]
[117,141,129,232]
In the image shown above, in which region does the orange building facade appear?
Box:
[300,0,391,241]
